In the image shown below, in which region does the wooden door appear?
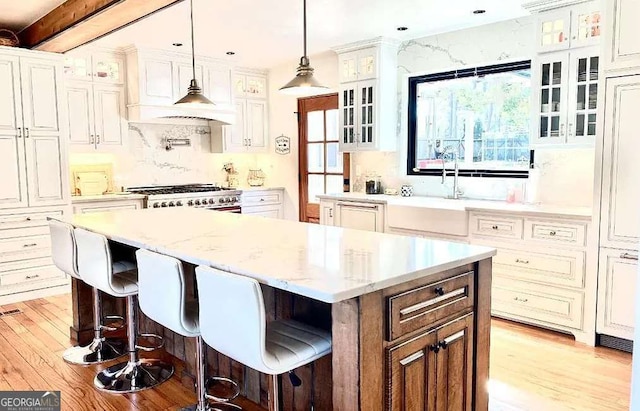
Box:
[435,315,474,411]
[0,55,28,209]
[298,94,349,223]
[20,58,69,207]
[600,76,640,250]
[597,248,637,339]
[66,81,95,146]
[93,84,126,147]
[387,326,438,411]
[246,99,268,151]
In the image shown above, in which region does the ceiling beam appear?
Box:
[19,0,184,53]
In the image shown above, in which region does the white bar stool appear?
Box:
[195,266,332,411]
[48,219,127,365]
[74,228,174,393]
[136,249,240,411]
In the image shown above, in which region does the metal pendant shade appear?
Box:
[174,0,214,107]
[279,0,328,95]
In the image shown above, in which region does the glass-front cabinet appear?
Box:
[339,81,377,151]
[532,48,599,145]
[537,9,571,52]
[64,52,124,84]
[339,86,357,150]
[338,48,378,83]
[535,2,601,53]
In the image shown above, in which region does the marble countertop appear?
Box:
[71,193,147,203]
[67,208,495,303]
[317,193,592,219]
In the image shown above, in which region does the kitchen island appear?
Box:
[66,208,495,411]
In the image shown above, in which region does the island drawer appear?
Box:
[492,277,584,329]
[524,220,586,247]
[387,271,474,340]
[470,214,523,240]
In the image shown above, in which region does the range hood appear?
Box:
[127,103,235,126]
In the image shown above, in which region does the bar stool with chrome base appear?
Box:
[136,249,241,411]
[195,266,332,411]
[48,219,127,365]
[74,228,174,393]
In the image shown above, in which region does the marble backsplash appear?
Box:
[69,123,274,190]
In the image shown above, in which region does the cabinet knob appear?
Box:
[434,287,445,296]
[549,231,557,236]
[429,344,440,353]
[438,340,448,350]
[90,135,95,144]
[491,225,499,230]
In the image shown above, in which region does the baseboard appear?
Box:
[596,334,633,353]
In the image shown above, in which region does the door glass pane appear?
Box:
[589,84,598,109]
[542,63,550,86]
[551,88,561,112]
[308,111,324,142]
[588,114,596,135]
[326,143,343,173]
[576,114,585,136]
[590,57,599,80]
[540,116,548,138]
[578,58,587,81]
[308,174,324,204]
[326,175,343,195]
[551,116,560,137]
[577,85,586,110]
[326,109,338,141]
[552,62,562,85]
[307,143,324,173]
[95,60,120,81]
[541,89,550,111]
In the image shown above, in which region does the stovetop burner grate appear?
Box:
[127,184,233,196]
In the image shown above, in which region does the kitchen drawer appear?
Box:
[524,220,586,247]
[387,271,474,340]
[0,235,51,264]
[0,265,65,288]
[0,209,64,239]
[241,191,283,206]
[470,214,523,240]
[492,277,584,329]
[493,247,586,288]
[0,257,53,273]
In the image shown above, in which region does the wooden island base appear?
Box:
[71,249,491,411]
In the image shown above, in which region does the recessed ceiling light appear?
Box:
[226,51,235,56]
[172,42,183,47]
[473,9,486,14]
[397,26,408,31]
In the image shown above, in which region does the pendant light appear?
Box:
[174,0,214,107]
[279,0,328,96]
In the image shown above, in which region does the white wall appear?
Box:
[351,17,595,207]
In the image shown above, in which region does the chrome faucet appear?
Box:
[441,148,463,199]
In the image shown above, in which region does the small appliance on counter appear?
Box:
[247,169,265,186]
[223,162,239,188]
[365,174,383,194]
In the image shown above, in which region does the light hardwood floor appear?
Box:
[0,295,632,411]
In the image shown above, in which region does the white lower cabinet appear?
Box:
[596,248,637,340]
[334,201,384,232]
[241,189,284,219]
[320,201,334,226]
[72,197,144,214]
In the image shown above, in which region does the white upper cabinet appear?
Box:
[93,84,126,147]
[531,48,599,146]
[64,51,124,84]
[66,82,94,146]
[205,65,233,106]
[141,58,176,106]
[599,75,640,251]
[535,2,601,53]
[245,99,268,151]
[20,58,61,134]
[603,0,640,73]
[174,62,204,101]
[0,55,28,209]
[233,73,268,99]
[335,39,398,152]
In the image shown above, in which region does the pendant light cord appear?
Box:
[190,0,196,81]
[303,0,307,58]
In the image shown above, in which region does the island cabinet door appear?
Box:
[387,327,438,411]
[435,314,474,411]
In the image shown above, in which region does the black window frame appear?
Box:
[407,60,532,178]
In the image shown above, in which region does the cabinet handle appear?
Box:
[429,344,440,354]
[96,135,100,144]
[90,135,95,144]
[329,208,333,218]
[248,139,251,146]
[434,286,445,296]
[22,243,38,248]
[24,127,29,138]
[399,350,424,366]
[442,330,465,346]
[549,230,557,236]
[438,340,448,350]
[515,258,530,264]
[336,202,378,210]
[25,274,40,280]
[491,225,499,230]
[620,253,639,261]
[513,297,529,303]
[568,123,574,137]
[16,128,22,138]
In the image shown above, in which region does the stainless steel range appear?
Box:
[127,184,242,213]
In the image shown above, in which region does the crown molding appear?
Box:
[522,0,592,13]
[331,37,400,54]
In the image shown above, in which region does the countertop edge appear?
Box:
[71,194,147,203]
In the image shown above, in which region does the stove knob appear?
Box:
[153,202,160,208]
[195,199,201,205]
[161,202,167,208]
[176,200,183,206]
[232,196,239,202]
[187,200,194,206]
[209,198,215,204]
[168,201,175,207]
